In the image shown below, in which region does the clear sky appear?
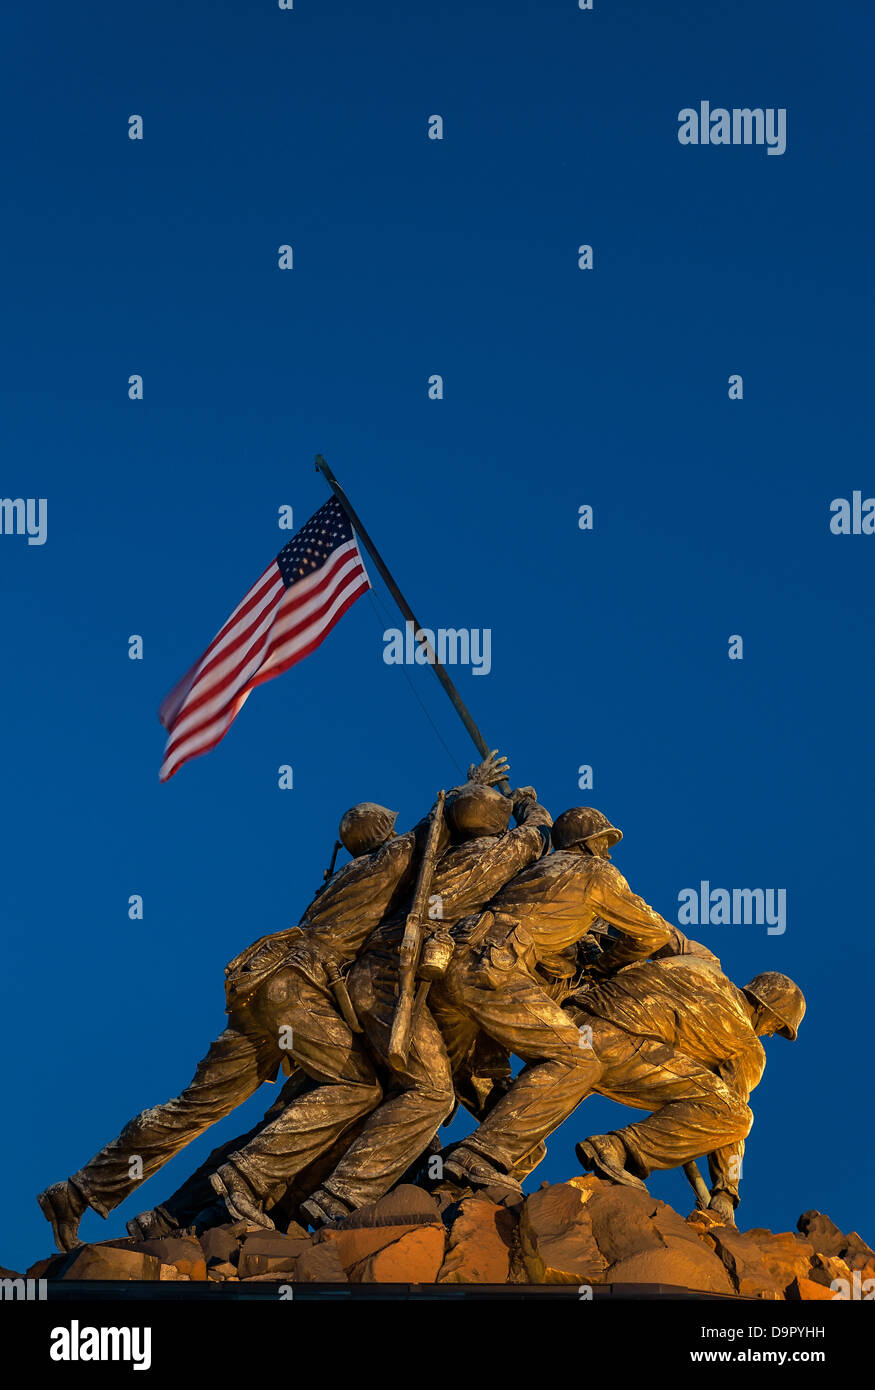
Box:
[2,0,873,1274]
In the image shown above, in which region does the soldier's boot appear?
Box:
[209,1164,274,1230]
[299,1187,353,1230]
[706,1190,737,1227]
[442,1144,524,1200]
[576,1133,648,1191]
[126,1205,178,1241]
[37,1179,89,1254]
[511,1140,548,1182]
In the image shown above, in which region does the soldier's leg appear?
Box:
[305,948,455,1214]
[138,960,384,1229]
[577,1017,753,1178]
[135,1070,320,1233]
[707,1139,749,1215]
[437,955,603,1179]
[267,1111,371,1231]
[429,994,548,1181]
[211,967,383,1214]
[39,1022,280,1249]
[612,1070,751,1180]
[75,1024,280,1215]
[428,989,481,1082]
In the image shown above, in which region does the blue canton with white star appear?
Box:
[276,498,354,588]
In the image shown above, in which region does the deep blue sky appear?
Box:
[2,1,873,1273]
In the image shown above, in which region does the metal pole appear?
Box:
[315,455,506,783]
[683,1160,712,1211]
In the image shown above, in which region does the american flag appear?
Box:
[158,498,370,782]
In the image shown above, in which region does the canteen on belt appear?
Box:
[418,929,455,980]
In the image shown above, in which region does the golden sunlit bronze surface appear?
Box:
[36,752,807,1284]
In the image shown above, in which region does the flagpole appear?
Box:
[315,455,509,788]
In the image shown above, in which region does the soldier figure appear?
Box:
[430,806,677,1195]
[297,769,553,1226]
[37,794,445,1251]
[572,952,805,1223]
[35,768,806,1248]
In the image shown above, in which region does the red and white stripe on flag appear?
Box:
[159,498,370,781]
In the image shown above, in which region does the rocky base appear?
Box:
[14,1178,874,1299]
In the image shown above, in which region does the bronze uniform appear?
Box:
[67,820,437,1220]
[311,797,553,1210]
[430,852,674,1174]
[575,954,764,1204]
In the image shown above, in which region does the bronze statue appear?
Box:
[428,806,677,1195]
[36,766,805,1254]
[37,789,450,1250]
[298,765,553,1225]
[571,947,805,1224]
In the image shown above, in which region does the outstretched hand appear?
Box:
[468,749,511,787]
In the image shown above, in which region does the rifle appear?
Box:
[388,791,446,1071]
[323,838,342,882]
[312,838,343,898]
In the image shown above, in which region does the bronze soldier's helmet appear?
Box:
[338,803,398,857]
[552,807,623,851]
[446,784,512,839]
[742,973,806,1041]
